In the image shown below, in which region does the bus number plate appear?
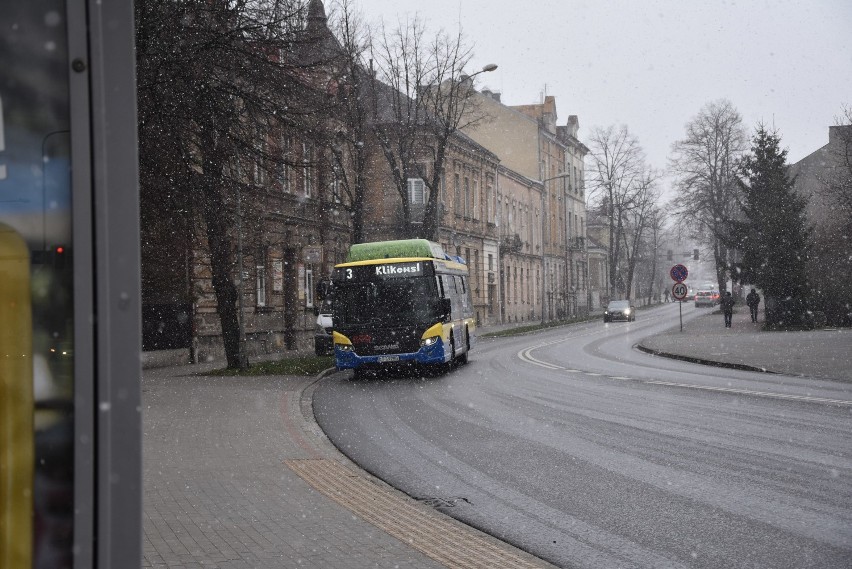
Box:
[377,355,400,363]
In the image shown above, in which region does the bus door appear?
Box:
[440,274,461,353]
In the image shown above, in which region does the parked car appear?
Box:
[694,290,720,307]
[314,297,334,356]
[604,300,635,322]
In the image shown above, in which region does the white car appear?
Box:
[314,298,333,356]
[694,290,720,308]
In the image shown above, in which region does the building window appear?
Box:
[305,268,314,308]
[279,135,292,193]
[332,165,342,203]
[474,250,479,297]
[256,262,267,307]
[464,176,471,217]
[513,266,518,303]
[472,178,479,220]
[302,142,313,197]
[454,170,461,215]
[254,128,267,185]
[407,177,426,204]
[488,254,493,271]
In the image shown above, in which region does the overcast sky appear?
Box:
[347,0,851,191]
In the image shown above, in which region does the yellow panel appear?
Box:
[0,222,33,569]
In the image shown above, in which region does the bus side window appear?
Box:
[443,275,453,297]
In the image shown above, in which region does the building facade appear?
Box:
[465,91,590,320]
[789,125,852,325]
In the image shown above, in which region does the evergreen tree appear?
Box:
[730,125,811,325]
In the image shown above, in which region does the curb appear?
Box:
[635,343,777,375]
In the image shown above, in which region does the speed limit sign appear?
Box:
[671,282,689,301]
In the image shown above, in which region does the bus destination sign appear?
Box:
[337,261,427,282]
[374,262,422,277]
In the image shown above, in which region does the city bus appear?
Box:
[331,239,475,375]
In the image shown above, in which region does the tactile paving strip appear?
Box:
[285,459,551,569]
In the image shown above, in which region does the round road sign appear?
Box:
[670,264,689,282]
[672,282,689,301]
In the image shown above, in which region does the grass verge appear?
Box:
[480,314,600,338]
[208,356,335,376]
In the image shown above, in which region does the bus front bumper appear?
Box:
[335,337,447,369]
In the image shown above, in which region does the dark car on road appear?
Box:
[604,300,635,322]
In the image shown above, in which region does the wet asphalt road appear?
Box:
[313,304,852,568]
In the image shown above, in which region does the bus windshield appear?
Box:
[334,276,439,326]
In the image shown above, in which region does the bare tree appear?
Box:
[328,0,372,243]
[368,18,487,239]
[669,99,748,294]
[586,125,646,298]
[639,205,670,304]
[137,0,331,368]
[620,168,663,301]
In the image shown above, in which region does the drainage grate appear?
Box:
[416,496,472,509]
[286,459,552,569]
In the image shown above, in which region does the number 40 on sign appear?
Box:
[672,282,689,301]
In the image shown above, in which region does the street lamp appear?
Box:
[538,172,571,325]
[463,63,498,82]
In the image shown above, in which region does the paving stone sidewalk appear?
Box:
[142,365,554,569]
[142,366,451,569]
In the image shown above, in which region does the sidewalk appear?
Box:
[637,306,852,382]
[142,364,555,569]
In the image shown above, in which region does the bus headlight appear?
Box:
[420,336,439,347]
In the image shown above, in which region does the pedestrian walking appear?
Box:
[746,288,761,323]
[664,289,670,303]
[721,291,735,328]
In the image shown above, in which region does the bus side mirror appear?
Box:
[440,298,451,320]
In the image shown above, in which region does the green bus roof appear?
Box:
[346,239,446,263]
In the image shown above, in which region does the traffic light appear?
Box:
[693,249,699,261]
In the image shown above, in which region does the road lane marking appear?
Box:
[517,342,852,407]
[517,346,563,370]
[643,380,852,406]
